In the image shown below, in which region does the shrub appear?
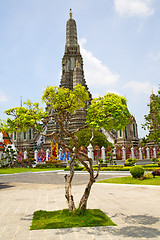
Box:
[64,166,84,171]
[157,158,160,166]
[142,164,158,168]
[74,166,84,171]
[98,158,103,164]
[151,157,157,164]
[140,173,153,180]
[74,162,80,168]
[152,169,160,176]
[125,158,137,166]
[130,166,144,178]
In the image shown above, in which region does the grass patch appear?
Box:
[0,167,64,174]
[98,176,160,185]
[30,209,116,230]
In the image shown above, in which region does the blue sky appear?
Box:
[0,0,159,138]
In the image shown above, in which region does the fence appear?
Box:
[4,145,159,165]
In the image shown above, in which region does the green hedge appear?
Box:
[139,164,159,168]
[64,164,160,172]
[64,166,84,171]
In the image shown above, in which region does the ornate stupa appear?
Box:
[60,9,91,95]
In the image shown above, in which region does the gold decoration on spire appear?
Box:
[76,60,79,67]
[70,8,72,18]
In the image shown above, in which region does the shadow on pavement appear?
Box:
[52,225,160,239]
[107,226,160,238]
[0,182,15,189]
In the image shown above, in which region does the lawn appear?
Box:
[98,176,160,185]
[30,209,116,230]
[0,167,64,174]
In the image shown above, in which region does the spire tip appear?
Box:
[70,9,72,18]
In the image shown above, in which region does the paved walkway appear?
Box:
[0,171,160,240]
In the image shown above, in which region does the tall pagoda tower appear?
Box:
[60,9,91,96]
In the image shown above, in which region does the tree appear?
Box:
[142,90,160,146]
[74,128,113,148]
[1,84,130,211]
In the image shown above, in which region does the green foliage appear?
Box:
[151,157,157,164]
[130,166,144,178]
[125,158,137,166]
[35,162,63,168]
[98,158,103,164]
[86,93,131,131]
[64,166,84,171]
[150,158,160,166]
[42,84,89,114]
[142,90,160,145]
[141,173,153,179]
[1,100,48,133]
[75,128,112,148]
[30,209,116,230]
[141,164,159,168]
[139,137,147,147]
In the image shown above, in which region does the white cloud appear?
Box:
[114,0,155,17]
[124,81,157,94]
[79,38,119,88]
[0,90,8,103]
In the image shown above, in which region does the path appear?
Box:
[0,171,160,240]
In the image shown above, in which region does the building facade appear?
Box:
[115,116,139,147]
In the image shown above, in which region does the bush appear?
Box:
[74,162,80,168]
[64,166,84,171]
[142,164,158,168]
[157,158,160,166]
[130,166,144,178]
[151,157,157,164]
[74,166,84,171]
[152,169,160,176]
[125,158,137,166]
[140,173,153,180]
[98,158,103,164]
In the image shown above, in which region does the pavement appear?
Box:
[0,171,160,240]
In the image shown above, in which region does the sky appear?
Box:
[0,0,159,138]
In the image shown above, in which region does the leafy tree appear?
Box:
[1,84,130,211]
[139,137,147,147]
[142,91,160,146]
[74,128,113,148]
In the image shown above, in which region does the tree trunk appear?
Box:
[64,156,75,211]
[78,175,95,210]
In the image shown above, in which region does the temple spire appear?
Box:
[66,10,77,47]
[70,8,72,18]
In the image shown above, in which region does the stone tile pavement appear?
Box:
[0,173,160,239]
